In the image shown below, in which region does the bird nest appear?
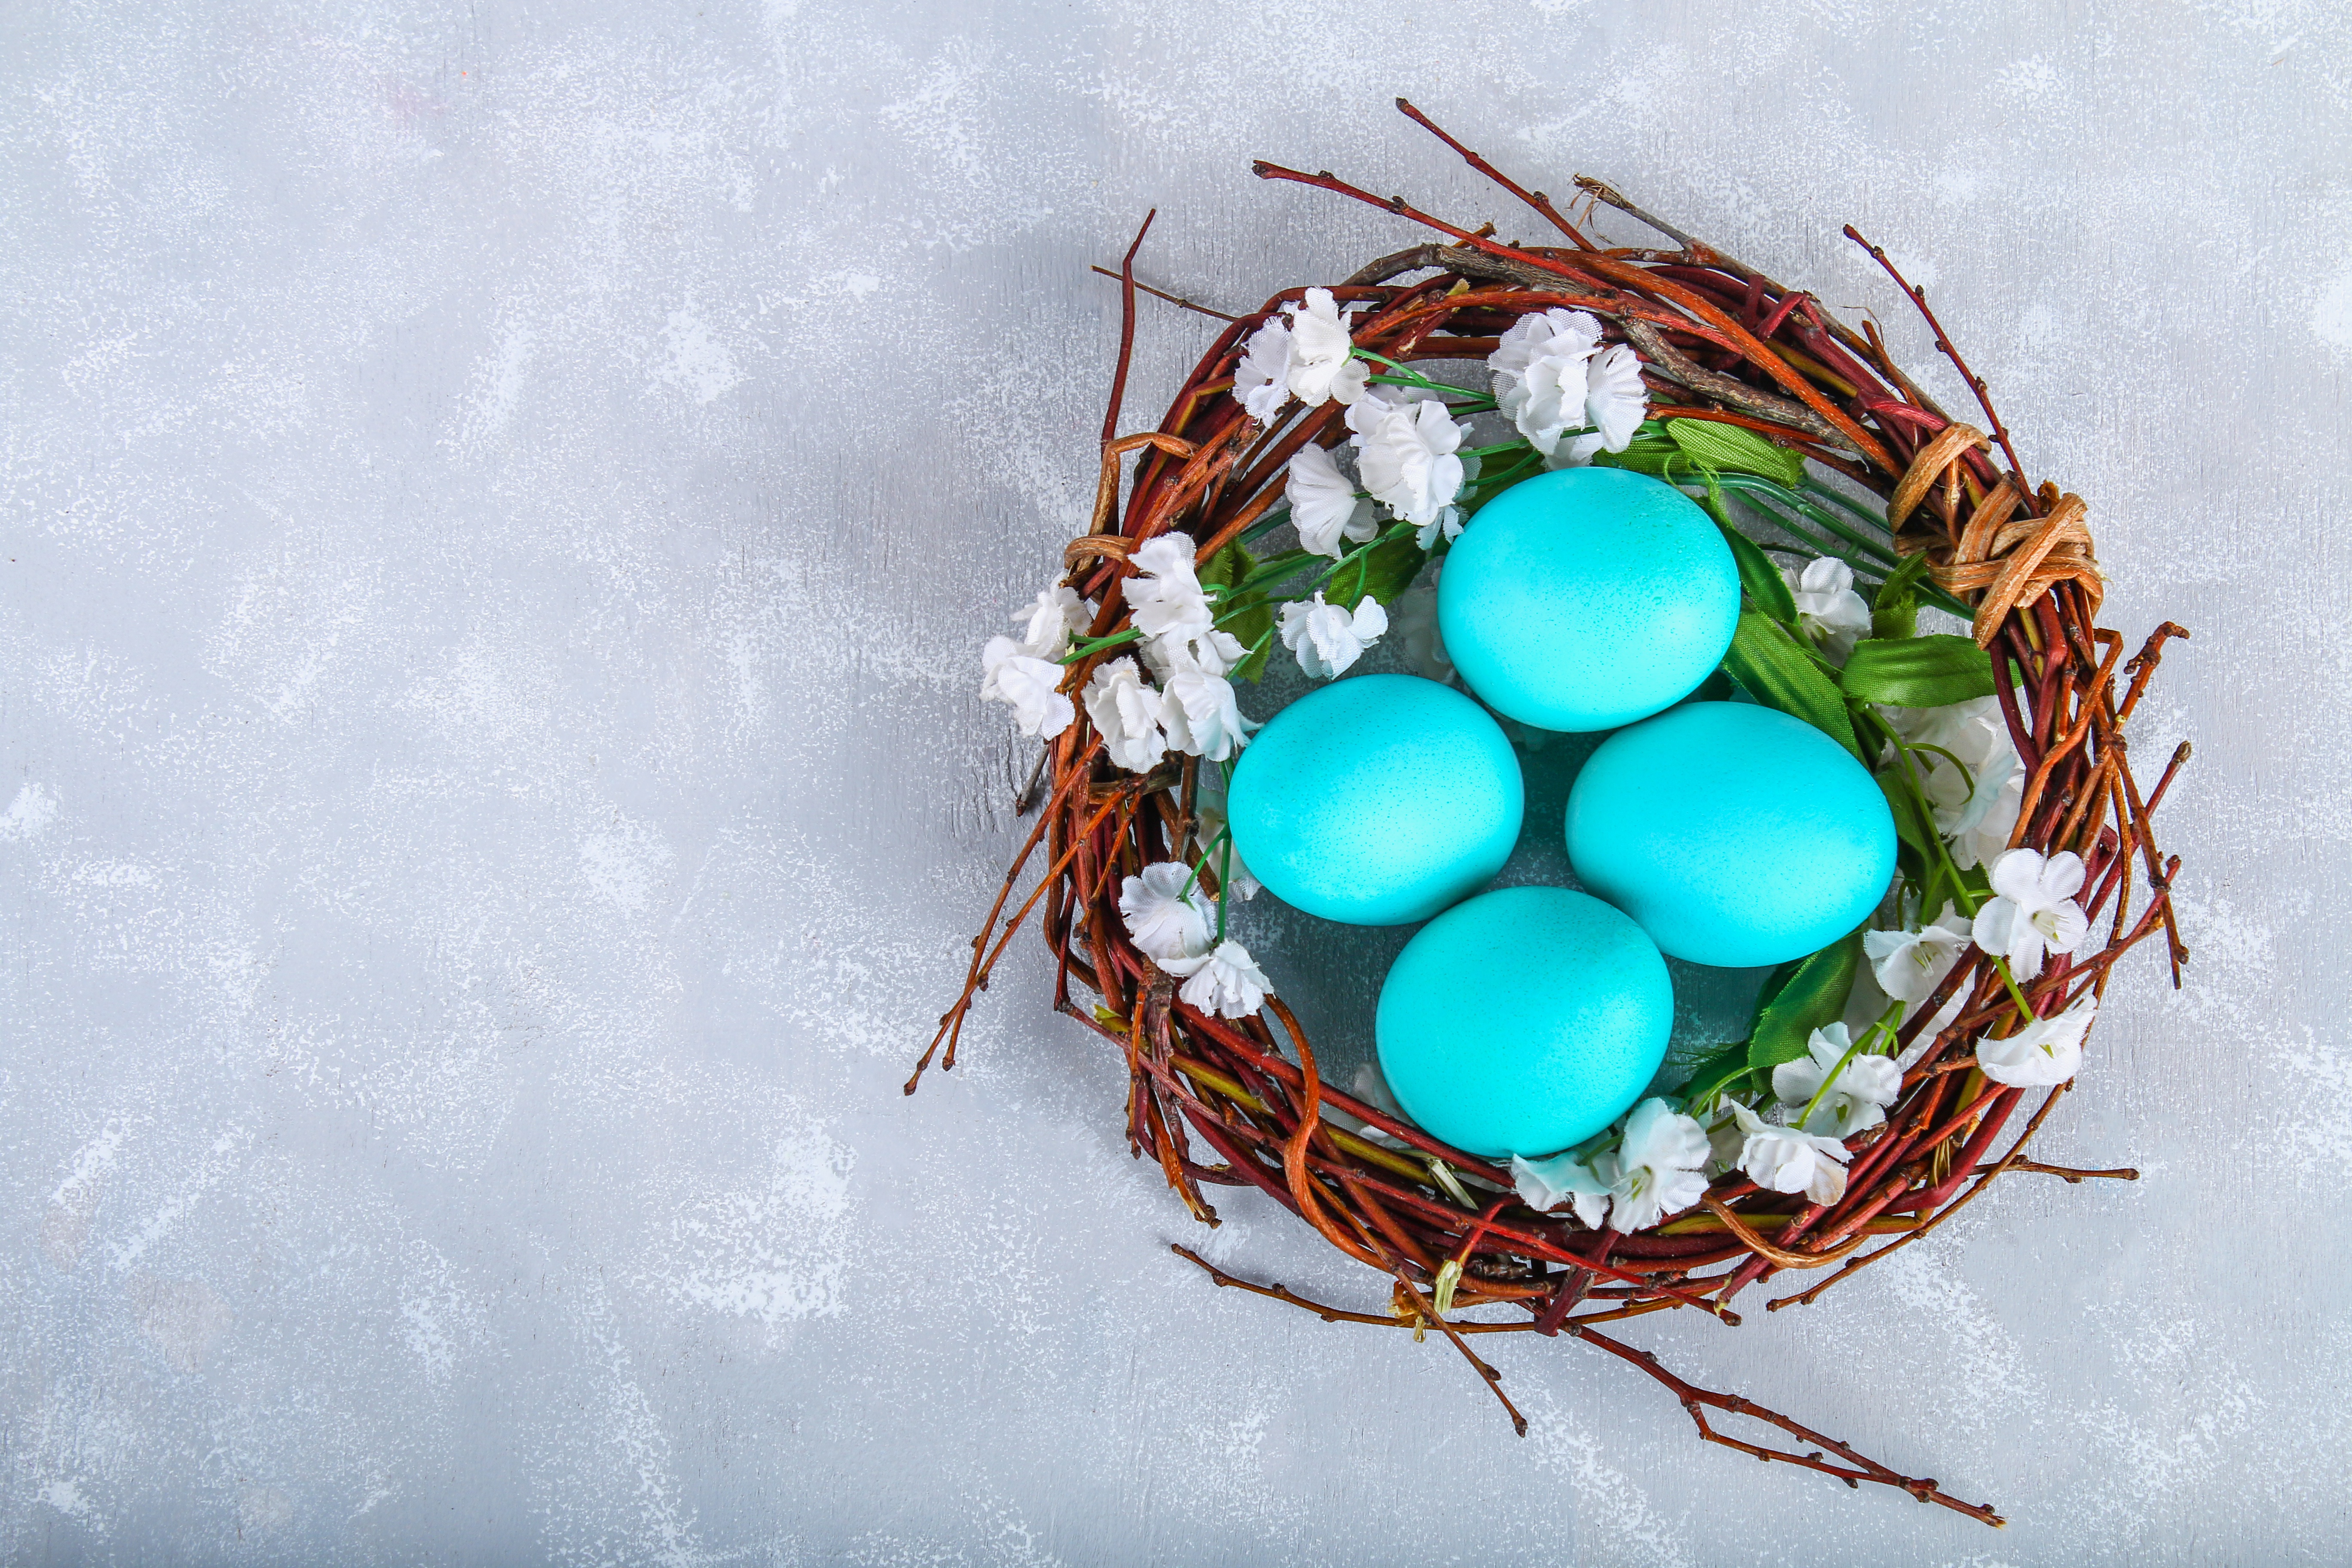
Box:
[914,101,2189,1526]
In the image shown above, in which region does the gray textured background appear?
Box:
[3,1,2346,1562]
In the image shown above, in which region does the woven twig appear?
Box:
[917,101,2188,1526]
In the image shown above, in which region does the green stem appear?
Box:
[1991,957,2039,1025]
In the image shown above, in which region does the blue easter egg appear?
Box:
[1376,886,1672,1158]
[1565,702,1897,968]
[1227,674,1522,927]
[1439,467,1738,731]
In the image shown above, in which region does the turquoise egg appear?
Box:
[1376,886,1672,1158]
[1566,702,1897,968]
[1438,467,1738,731]
[1228,674,1521,927]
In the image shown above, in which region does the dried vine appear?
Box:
[915,101,2187,1526]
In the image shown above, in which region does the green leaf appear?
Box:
[1840,634,1997,709]
[1665,418,1808,488]
[1592,429,1685,482]
[1747,931,1863,1079]
[1198,539,1255,596]
[1876,766,1938,858]
[1865,551,1932,640]
[1715,519,1798,624]
[1326,531,1425,609]
[1215,592,1277,682]
[1720,612,1863,760]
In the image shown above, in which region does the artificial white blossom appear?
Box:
[1286,443,1378,558]
[1976,997,2097,1087]
[1121,535,1215,642]
[1279,591,1389,680]
[1510,1148,1612,1230]
[1347,390,1467,541]
[979,636,1074,738]
[1158,938,1272,1019]
[1486,307,1603,456]
[1864,902,1976,1006]
[1772,1023,1902,1138]
[1557,342,1648,465]
[1233,316,1296,423]
[1952,769,2024,871]
[1972,847,2089,982]
[1282,288,1372,408]
[1880,696,2021,858]
[1158,661,1259,762]
[1141,625,1248,680]
[1782,557,1874,664]
[1082,656,1168,773]
[1231,289,1370,422]
[1729,1102,1853,1205]
[1011,584,1090,660]
[1603,1098,1712,1233]
[1117,860,1213,962]
[1387,561,1457,685]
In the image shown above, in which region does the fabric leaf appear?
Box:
[1721,612,1863,760]
[1840,634,1997,708]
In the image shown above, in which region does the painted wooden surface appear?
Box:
[2,1,2343,1561]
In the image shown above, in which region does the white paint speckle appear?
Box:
[655,301,744,404]
[0,782,58,841]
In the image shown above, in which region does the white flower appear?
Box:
[1011,584,1090,660]
[1880,696,2020,851]
[1557,342,1648,465]
[1159,938,1272,1019]
[1602,1098,1712,1233]
[1511,1148,1612,1230]
[1082,656,1167,773]
[1952,769,2023,871]
[1121,534,1215,641]
[1141,625,1248,680]
[1772,1023,1902,1138]
[1729,1102,1852,1205]
[1286,444,1377,558]
[1387,561,1456,685]
[1232,316,1296,423]
[1347,390,1467,536]
[1282,288,1372,408]
[1702,1097,1750,1175]
[1864,902,1976,1005]
[1976,997,2097,1087]
[1118,860,1213,962]
[980,636,1075,738]
[1158,663,1259,762]
[1972,847,2089,982]
[1487,307,1602,456]
[1278,591,1389,680]
[1782,557,1874,664]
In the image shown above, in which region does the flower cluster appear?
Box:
[980,536,1265,769]
[1512,1099,1712,1233]
[1117,858,1270,1019]
[1233,288,1371,423]
[1878,695,2021,870]
[1486,309,1646,464]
